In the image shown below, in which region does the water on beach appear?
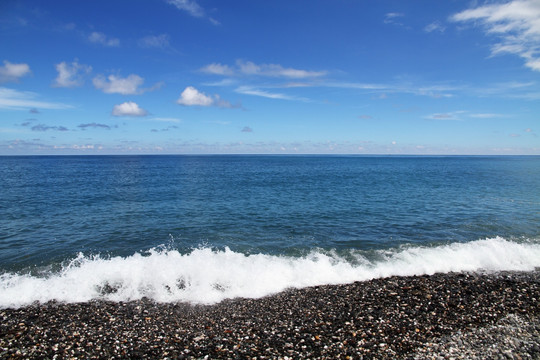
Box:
[1,155,539,308]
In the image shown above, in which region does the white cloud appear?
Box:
[176,86,233,107]
[468,113,504,118]
[324,81,457,98]
[200,63,235,76]
[384,12,405,25]
[150,117,182,123]
[0,87,72,110]
[386,12,404,19]
[53,60,92,88]
[139,34,170,49]
[203,78,237,87]
[0,61,31,83]
[235,86,304,101]
[424,21,446,33]
[177,86,213,106]
[325,81,388,90]
[88,32,120,47]
[237,60,326,78]
[451,0,540,72]
[166,0,219,24]
[93,74,144,94]
[425,111,503,121]
[470,80,540,99]
[112,101,148,117]
[201,60,326,79]
[166,0,204,17]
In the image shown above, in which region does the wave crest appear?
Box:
[1,237,539,308]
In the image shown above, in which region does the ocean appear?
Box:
[1,155,539,308]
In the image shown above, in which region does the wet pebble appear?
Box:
[0,270,539,359]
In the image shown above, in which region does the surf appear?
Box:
[1,237,539,309]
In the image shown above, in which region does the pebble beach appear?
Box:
[1,271,539,359]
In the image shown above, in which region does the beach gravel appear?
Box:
[1,271,539,359]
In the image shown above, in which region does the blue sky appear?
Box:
[1,0,539,155]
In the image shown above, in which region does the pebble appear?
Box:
[0,271,539,359]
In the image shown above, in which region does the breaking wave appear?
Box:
[1,237,539,308]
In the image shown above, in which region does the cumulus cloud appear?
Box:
[112,102,148,117]
[451,0,540,72]
[88,32,120,47]
[53,60,92,88]
[93,74,145,95]
[241,126,253,133]
[177,86,213,106]
[201,60,326,78]
[0,61,31,83]
[176,86,233,107]
[138,34,171,49]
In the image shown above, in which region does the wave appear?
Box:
[1,237,539,308]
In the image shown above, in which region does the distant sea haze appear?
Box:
[1,155,539,308]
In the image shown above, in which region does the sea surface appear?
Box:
[1,155,539,308]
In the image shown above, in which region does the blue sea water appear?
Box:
[1,155,539,307]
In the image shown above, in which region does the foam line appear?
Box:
[1,237,539,308]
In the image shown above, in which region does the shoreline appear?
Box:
[1,271,539,359]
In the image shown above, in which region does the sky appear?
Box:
[1,0,539,155]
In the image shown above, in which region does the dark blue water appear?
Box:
[1,155,539,307]
[1,155,539,270]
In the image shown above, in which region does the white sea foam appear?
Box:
[1,237,539,308]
